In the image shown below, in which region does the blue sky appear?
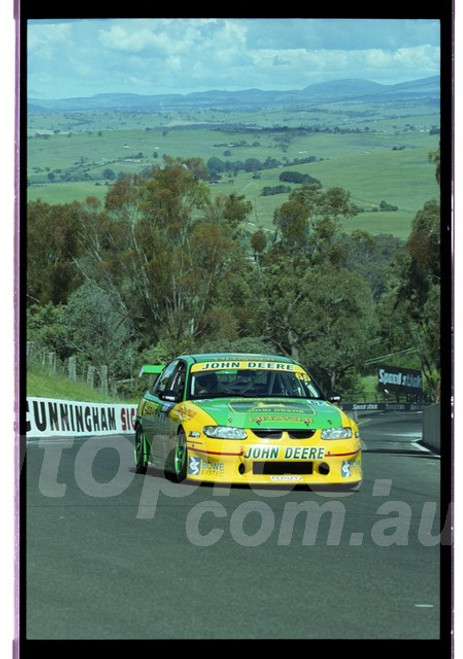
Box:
[28,18,441,99]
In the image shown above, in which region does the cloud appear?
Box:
[244,18,440,52]
[27,18,441,98]
[246,43,440,87]
[98,25,157,53]
[97,18,246,58]
[94,18,253,90]
[28,22,73,60]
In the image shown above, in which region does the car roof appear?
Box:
[180,353,300,365]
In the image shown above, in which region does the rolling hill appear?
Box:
[28,76,440,113]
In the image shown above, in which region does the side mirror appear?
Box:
[326,391,341,404]
[160,390,182,403]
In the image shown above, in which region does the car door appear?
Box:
[141,360,180,463]
[146,359,190,461]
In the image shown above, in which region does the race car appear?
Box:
[133,353,362,488]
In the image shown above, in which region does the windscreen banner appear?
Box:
[26,397,138,438]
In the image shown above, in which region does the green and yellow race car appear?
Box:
[134,353,362,488]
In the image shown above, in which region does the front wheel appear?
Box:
[171,429,188,483]
[134,425,147,474]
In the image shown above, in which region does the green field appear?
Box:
[27,104,440,240]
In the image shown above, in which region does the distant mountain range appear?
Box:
[28,76,440,113]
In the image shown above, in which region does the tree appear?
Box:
[307,216,349,267]
[103,168,116,181]
[379,198,441,398]
[251,229,267,261]
[67,157,256,357]
[297,266,378,390]
[64,281,137,378]
[207,157,225,178]
[27,303,70,360]
[344,231,404,301]
[138,157,210,246]
[279,171,321,186]
[244,158,262,173]
[405,198,440,296]
[428,144,440,183]
[289,184,356,218]
[273,200,308,251]
[271,184,359,266]
[258,261,377,389]
[205,193,252,236]
[157,220,237,351]
[104,173,143,224]
[27,200,84,307]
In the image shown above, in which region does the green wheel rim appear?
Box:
[174,432,187,476]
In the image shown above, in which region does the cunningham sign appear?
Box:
[377,366,423,395]
[26,397,138,438]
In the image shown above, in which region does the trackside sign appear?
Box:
[26,397,138,438]
[377,365,423,395]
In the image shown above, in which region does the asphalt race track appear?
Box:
[24,411,451,643]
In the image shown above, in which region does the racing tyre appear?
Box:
[134,425,147,474]
[171,429,188,483]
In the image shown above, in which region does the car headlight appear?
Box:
[203,426,248,440]
[321,427,353,440]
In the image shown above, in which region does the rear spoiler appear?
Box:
[138,364,165,377]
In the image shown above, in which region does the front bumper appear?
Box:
[185,435,362,486]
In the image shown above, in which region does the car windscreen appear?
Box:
[188,362,323,400]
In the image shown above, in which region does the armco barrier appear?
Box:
[341,402,424,413]
[26,397,138,438]
[422,403,441,453]
[342,401,440,454]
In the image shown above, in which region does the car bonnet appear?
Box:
[190,397,344,430]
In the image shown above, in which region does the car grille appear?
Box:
[253,461,314,475]
[251,430,283,439]
[251,429,316,440]
[287,430,316,440]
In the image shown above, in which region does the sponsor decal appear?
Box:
[345,402,420,413]
[244,445,280,460]
[143,402,157,415]
[229,400,317,416]
[341,461,351,478]
[243,445,325,460]
[352,403,381,411]
[191,361,300,373]
[201,460,225,474]
[284,446,325,460]
[171,404,196,423]
[248,414,315,424]
[342,456,362,473]
[187,456,225,476]
[378,365,422,393]
[188,456,201,476]
[26,397,137,438]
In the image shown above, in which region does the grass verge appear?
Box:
[27,370,120,403]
